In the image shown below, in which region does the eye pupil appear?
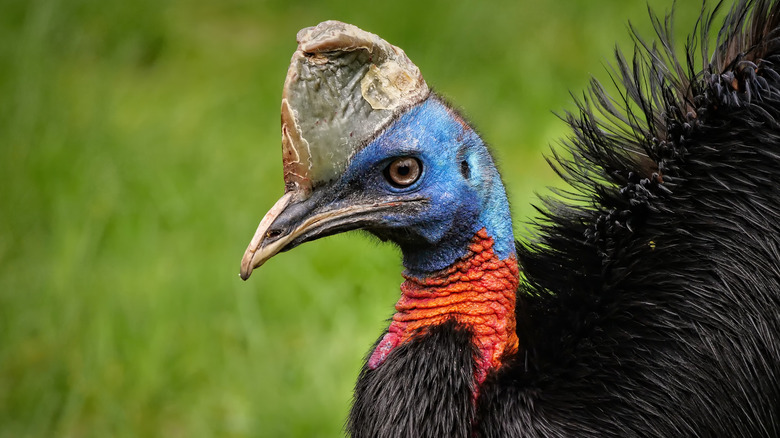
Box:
[385,157,422,188]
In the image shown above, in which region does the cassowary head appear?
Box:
[240,21,514,279]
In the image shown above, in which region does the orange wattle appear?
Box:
[368,228,519,385]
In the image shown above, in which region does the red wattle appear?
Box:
[367,228,519,385]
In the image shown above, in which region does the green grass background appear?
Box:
[1,0,703,436]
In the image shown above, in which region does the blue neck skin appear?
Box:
[348,97,516,277]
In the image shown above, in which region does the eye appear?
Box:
[384,157,422,188]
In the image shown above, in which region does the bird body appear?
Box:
[240,1,780,436]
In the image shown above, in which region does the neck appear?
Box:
[368,228,519,384]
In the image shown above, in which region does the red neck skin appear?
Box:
[367,228,520,386]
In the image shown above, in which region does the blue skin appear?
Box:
[334,96,516,276]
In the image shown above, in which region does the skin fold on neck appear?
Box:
[368,228,520,386]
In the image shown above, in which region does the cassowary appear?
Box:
[239,1,780,436]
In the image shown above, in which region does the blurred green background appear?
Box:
[0,0,702,436]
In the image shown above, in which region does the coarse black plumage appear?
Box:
[486,1,780,436]
[350,320,478,438]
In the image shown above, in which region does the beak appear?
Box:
[239,189,423,280]
[239,192,295,280]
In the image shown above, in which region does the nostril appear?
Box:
[266,229,283,239]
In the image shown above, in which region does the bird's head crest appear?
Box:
[280,20,429,198]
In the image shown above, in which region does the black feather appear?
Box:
[349,320,478,438]
[507,0,780,436]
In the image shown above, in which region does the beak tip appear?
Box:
[240,253,258,281]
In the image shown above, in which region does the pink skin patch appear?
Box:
[367,228,520,386]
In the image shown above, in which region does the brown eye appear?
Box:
[385,157,422,188]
